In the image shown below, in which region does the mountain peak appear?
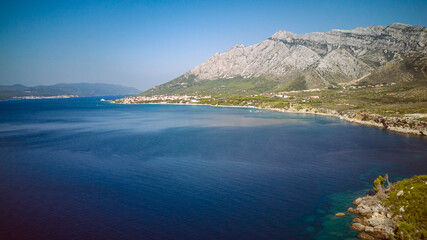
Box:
[230,44,246,50]
[387,22,413,29]
[271,30,296,40]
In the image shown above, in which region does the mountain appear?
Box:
[358,52,427,85]
[142,23,427,96]
[0,83,140,100]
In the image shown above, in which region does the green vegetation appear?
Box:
[373,175,385,193]
[198,95,290,108]
[141,75,285,96]
[282,76,307,91]
[373,174,392,193]
[382,175,427,240]
[359,52,427,86]
[292,81,427,117]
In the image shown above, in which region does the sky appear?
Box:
[1,0,426,91]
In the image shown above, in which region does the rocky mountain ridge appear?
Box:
[144,23,427,96]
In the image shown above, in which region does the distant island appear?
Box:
[0,83,140,100]
[114,23,427,136]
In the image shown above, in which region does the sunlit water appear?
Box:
[0,97,426,240]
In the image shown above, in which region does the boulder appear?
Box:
[368,217,383,227]
[373,226,385,234]
[347,207,355,213]
[335,212,345,217]
[352,223,366,232]
[357,207,372,216]
[358,233,375,240]
[360,218,370,226]
[365,226,374,233]
[353,218,362,223]
[353,197,363,206]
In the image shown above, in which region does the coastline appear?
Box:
[111,101,427,136]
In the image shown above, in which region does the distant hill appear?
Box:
[0,83,140,100]
[142,23,427,96]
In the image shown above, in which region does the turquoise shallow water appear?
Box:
[0,97,426,240]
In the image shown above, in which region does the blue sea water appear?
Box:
[0,97,426,240]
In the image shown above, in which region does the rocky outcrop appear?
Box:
[349,194,396,239]
[348,177,397,240]
[341,112,427,136]
[348,175,427,239]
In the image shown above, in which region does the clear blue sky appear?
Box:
[1,0,426,91]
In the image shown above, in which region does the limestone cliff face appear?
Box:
[182,23,427,88]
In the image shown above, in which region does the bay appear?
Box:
[0,97,426,240]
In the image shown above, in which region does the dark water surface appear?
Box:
[0,97,426,240]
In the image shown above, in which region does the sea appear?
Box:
[0,96,426,240]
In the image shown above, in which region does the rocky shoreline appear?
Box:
[277,107,427,136]
[347,194,396,240]
[334,176,396,240]
[237,106,426,136]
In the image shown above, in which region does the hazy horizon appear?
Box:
[1,0,426,91]
[0,81,140,90]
